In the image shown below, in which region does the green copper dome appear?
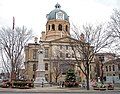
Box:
[46,3,69,21]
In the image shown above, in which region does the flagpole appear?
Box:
[12,16,15,30]
[11,16,15,83]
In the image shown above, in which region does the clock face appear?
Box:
[56,12,64,20]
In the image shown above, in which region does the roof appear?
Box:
[96,53,116,56]
[104,58,120,64]
[46,3,69,21]
[48,36,82,43]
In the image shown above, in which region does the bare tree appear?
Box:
[70,24,113,90]
[52,56,62,83]
[108,9,120,54]
[0,26,32,80]
[15,54,25,79]
[51,45,74,83]
[52,47,65,83]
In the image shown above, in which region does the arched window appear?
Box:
[65,25,68,31]
[113,65,115,71]
[109,66,111,71]
[106,66,108,71]
[45,48,49,58]
[52,24,55,30]
[33,49,37,59]
[58,24,62,31]
[48,25,50,30]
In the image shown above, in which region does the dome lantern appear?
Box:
[55,3,61,9]
[46,3,69,21]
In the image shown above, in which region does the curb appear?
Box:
[0,87,120,93]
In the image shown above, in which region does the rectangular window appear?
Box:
[66,45,68,50]
[33,64,36,71]
[45,63,48,70]
[109,66,111,71]
[72,53,75,58]
[66,53,70,58]
[60,45,62,49]
[45,48,49,58]
[33,49,37,59]
[33,75,35,79]
[60,52,63,58]
[90,65,91,71]
[118,64,120,71]
[53,62,58,67]
[48,25,50,30]
[45,74,48,81]
[119,74,120,79]
[66,53,69,58]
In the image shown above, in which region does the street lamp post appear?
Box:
[99,56,104,84]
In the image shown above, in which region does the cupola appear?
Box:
[46,3,69,21]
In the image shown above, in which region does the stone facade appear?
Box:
[94,53,120,83]
[103,58,120,83]
[24,4,81,83]
[24,3,94,83]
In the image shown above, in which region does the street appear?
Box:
[0,85,120,94]
[0,91,120,94]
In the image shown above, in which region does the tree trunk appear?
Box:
[86,62,90,90]
[101,63,104,84]
[96,62,100,81]
[86,75,89,90]
[55,77,58,83]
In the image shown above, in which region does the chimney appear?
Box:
[41,31,45,40]
[80,33,85,42]
[34,37,38,43]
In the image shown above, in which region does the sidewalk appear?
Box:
[0,86,120,93]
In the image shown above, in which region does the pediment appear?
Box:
[50,36,79,43]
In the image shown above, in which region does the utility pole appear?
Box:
[11,16,15,81]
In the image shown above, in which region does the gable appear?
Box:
[50,36,80,43]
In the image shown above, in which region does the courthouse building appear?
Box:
[24,3,93,83]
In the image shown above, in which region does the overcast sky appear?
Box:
[0,0,120,40]
[0,0,120,72]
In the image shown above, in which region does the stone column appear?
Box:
[34,43,48,86]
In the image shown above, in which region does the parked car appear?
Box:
[2,79,11,88]
[0,79,3,87]
[107,83,114,90]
